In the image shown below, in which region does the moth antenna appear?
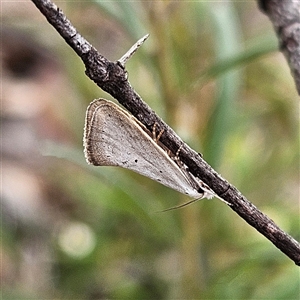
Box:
[159,197,202,212]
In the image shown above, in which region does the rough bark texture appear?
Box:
[31,0,300,265]
[258,0,300,94]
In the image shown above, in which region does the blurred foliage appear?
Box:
[2,1,299,300]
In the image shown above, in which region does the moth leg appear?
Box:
[173,145,186,169]
[214,185,232,206]
[152,122,164,143]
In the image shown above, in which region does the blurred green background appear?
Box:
[2,1,299,299]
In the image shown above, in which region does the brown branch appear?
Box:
[258,0,300,95]
[31,0,300,265]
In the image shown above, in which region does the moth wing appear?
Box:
[84,99,202,198]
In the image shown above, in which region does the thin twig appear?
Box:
[258,0,300,95]
[31,0,300,265]
[118,33,149,67]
